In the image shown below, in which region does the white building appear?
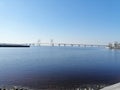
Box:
[108,42,120,49]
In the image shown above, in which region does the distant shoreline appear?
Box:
[0,44,30,47]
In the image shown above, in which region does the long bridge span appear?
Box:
[27,42,107,47]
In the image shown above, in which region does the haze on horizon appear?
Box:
[0,0,120,44]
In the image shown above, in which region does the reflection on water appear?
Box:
[0,46,120,89]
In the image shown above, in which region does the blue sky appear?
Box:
[0,0,120,44]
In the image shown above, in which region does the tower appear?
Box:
[50,39,54,46]
[37,39,41,46]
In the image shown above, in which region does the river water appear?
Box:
[0,46,120,89]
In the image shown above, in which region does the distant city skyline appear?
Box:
[0,0,120,44]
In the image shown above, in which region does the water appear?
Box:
[0,46,120,89]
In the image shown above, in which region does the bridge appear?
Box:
[26,42,107,47]
[23,39,107,47]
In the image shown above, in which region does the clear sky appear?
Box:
[0,0,120,44]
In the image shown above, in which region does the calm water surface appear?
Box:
[0,46,120,88]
